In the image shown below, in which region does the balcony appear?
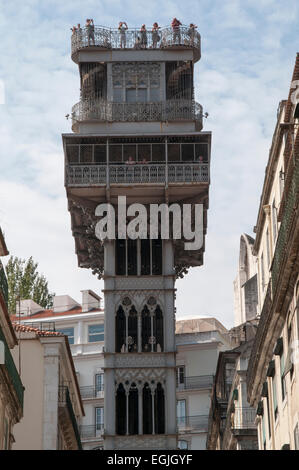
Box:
[177,374,214,391]
[58,385,82,450]
[80,424,104,440]
[71,25,201,63]
[0,259,8,306]
[231,407,256,431]
[23,321,56,332]
[0,326,24,410]
[177,415,209,433]
[72,99,203,127]
[80,385,104,399]
[66,163,209,187]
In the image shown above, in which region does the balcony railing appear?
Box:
[58,385,82,450]
[80,385,104,399]
[72,100,203,125]
[0,326,24,409]
[177,415,209,432]
[71,25,201,61]
[232,407,256,430]
[23,321,56,332]
[66,163,209,186]
[177,375,214,390]
[0,259,8,306]
[80,424,104,440]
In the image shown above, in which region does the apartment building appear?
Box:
[247,53,299,450]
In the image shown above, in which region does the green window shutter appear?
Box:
[232,388,238,401]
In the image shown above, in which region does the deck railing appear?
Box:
[72,99,203,125]
[80,385,104,399]
[71,25,201,60]
[177,415,209,432]
[66,163,209,186]
[80,424,104,439]
[177,375,214,390]
[232,407,256,430]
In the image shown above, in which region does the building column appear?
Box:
[104,369,115,436]
[42,343,60,450]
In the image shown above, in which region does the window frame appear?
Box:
[88,324,104,343]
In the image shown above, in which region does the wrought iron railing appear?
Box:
[177,415,209,432]
[80,424,104,439]
[72,99,203,125]
[0,326,24,409]
[23,321,56,332]
[58,385,82,450]
[177,375,214,390]
[66,163,209,186]
[232,407,256,430]
[80,385,104,399]
[0,259,8,307]
[71,25,201,60]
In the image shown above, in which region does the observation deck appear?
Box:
[71,25,201,64]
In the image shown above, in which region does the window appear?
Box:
[272,201,278,241]
[177,399,186,425]
[278,340,286,401]
[176,366,185,387]
[260,253,265,290]
[116,239,162,276]
[178,440,188,450]
[272,373,278,421]
[56,327,75,345]
[95,373,104,392]
[88,324,104,342]
[294,423,299,450]
[95,407,104,430]
[266,228,271,268]
[262,413,266,450]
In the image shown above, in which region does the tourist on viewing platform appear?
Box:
[152,22,161,48]
[188,23,197,45]
[171,17,182,44]
[118,21,128,48]
[126,156,136,165]
[86,18,95,46]
[77,23,82,43]
[140,24,147,48]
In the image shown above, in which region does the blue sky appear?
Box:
[0,0,298,327]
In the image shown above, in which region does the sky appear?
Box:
[0,0,298,328]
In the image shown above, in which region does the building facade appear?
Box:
[0,228,24,450]
[175,317,231,450]
[247,53,299,450]
[11,322,84,450]
[63,23,211,450]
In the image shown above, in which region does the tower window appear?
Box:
[115,239,162,276]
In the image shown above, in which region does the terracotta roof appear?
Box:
[11,306,103,321]
[12,322,65,337]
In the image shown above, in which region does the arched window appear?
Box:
[153,305,163,352]
[142,305,151,352]
[154,383,165,434]
[115,306,126,352]
[116,383,126,435]
[142,383,153,434]
[129,383,139,435]
[128,306,138,352]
